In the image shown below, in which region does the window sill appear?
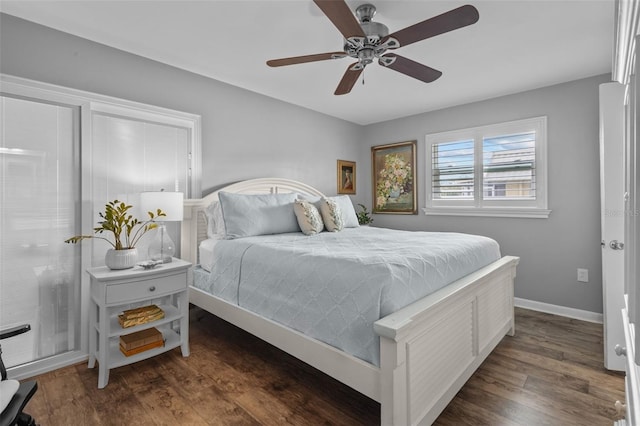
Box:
[422,207,551,219]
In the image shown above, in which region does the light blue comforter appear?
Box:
[195,226,500,366]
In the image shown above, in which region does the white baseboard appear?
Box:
[514,297,603,324]
[8,351,88,381]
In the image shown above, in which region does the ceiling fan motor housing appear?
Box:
[344,4,394,66]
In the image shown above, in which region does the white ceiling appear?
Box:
[0,0,614,125]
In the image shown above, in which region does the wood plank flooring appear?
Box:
[20,307,624,425]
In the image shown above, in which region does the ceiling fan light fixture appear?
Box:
[357,47,376,65]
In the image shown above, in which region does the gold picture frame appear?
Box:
[372,140,417,214]
[337,160,356,194]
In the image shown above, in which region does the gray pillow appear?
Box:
[218,191,299,239]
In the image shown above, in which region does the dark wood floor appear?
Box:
[21,307,624,425]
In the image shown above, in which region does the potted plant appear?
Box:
[356,203,374,226]
[65,200,165,269]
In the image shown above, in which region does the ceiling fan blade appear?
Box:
[385,5,479,48]
[334,63,363,95]
[379,54,442,83]
[313,0,365,39]
[267,52,347,67]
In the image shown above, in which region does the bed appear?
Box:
[180,177,519,425]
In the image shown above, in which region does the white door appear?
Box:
[600,82,627,371]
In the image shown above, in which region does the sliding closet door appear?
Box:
[0,94,80,368]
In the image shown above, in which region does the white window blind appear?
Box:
[431,139,474,200]
[91,112,192,266]
[425,116,550,218]
[482,132,535,201]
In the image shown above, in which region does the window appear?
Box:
[425,116,550,218]
[90,110,194,266]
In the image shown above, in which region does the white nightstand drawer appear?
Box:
[106,271,186,304]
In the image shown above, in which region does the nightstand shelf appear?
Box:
[87,258,192,388]
[107,328,182,369]
[103,304,181,338]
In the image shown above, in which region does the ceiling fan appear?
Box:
[266,0,479,95]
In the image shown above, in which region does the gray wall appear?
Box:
[362,74,609,314]
[1,13,608,314]
[0,13,363,197]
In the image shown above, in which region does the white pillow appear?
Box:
[293,200,324,235]
[218,191,299,239]
[297,194,359,228]
[318,197,344,232]
[204,200,226,238]
[328,195,359,228]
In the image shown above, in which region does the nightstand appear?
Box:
[87,258,191,388]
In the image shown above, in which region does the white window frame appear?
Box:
[424,116,551,218]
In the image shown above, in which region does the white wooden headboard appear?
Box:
[180,177,326,265]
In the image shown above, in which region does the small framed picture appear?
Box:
[372,140,417,214]
[337,160,356,194]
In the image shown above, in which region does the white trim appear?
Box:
[423,206,551,218]
[514,297,603,324]
[7,352,88,381]
[613,0,640,84]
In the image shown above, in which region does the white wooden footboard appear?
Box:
[375,255,518,425]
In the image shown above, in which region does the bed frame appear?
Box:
[180,178,519,425]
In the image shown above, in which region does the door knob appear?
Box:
[610,240,625,250]
[615,344,627,356]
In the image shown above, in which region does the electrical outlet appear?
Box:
[577,268,589,283]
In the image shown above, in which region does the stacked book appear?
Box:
[119,327,164,357]
[118,304,164,328]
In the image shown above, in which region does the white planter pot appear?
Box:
[105,248,138,270]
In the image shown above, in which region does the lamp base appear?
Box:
[148,224,175,264]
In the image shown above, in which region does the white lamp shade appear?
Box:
[140,191,184,221]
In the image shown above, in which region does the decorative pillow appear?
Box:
[204,200,226,238]
[218,191,299,239]
[318,197,344,232]
[297,194,359,228]
[293,200,324,235]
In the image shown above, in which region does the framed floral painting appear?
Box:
[372,140,417,214]
[337,160,356,194]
